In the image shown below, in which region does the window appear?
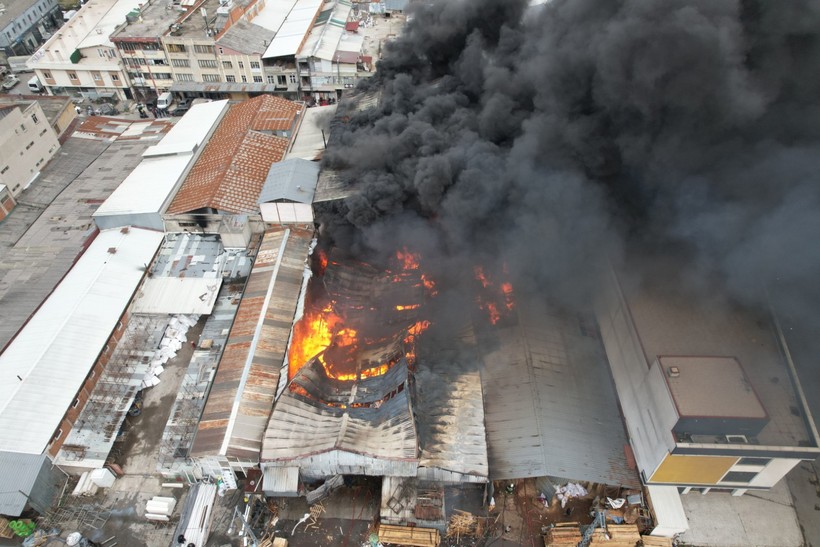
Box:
[20,124,26,132]
[171,58,190,67]
[250,61,260,70]
[721,471,757,483]
[202,74,221,82]
[738,457,771,466]
[289,74,296,83]
[119,42,138,52]
[26,141,34,150]
[72,398,80,408]
[43,71,52,79]
[176,73,194,82]
[153,73,172,80]
[253,75,262,83]
[277,75,286,85]
[52,428,63,441]
[0,166,8,174]
[166,43,187,53]
[226,75,235,82]
[40,128,47,136]
[194,44,214,55]
[31,113,39,124]
[198,59,218,68]
[68,72,77,80]
[241,75,246,83]
[92,71,102,82]
[111,73,120,82]
[238,61,244,69]
[267,75,275,84]
[222,60,232,68]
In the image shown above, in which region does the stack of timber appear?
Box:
[589,524,641,546]
[379,524,441,547]
[641,536,674,547]
[445,510,487,539]
[543,522,581,546]
[0,517,13,539]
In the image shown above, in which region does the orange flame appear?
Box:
[396,248,420,270]
[395,304,420,311]
[316,249,329,274]
[288,304,341,379]
[474,266,516,325]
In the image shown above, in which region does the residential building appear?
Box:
[27,0,140,101]
[0,94,78,140]
[595,256,820,535]
[0,99,60,198]
[0,0,62,61]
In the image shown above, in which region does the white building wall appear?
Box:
[0,103,60,197]
[747,458,801,488]
[595,267,677,481]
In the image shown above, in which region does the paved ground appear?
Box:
[788,460,820,547]
[678,481,803,547]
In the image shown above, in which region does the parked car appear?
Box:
[1,75,19,91]
[170,105,190,117]
[176,98,191,109]
[96,103,119,116]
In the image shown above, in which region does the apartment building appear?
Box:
[27,0,140,100]
[0,100,60,197]
[0,0,62,61]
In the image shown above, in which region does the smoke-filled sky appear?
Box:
[318,0,820,319]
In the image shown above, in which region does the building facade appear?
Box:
[27,0,140,101]
[0,100,60,197]
[0,0,63,62]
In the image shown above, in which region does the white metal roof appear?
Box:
[646,485,689,536]
[299,0,354,61]
[132,278,223,314]
[262,0,324,59]
[0,227,164,455]
[78,0,145,49]
[251,0,299,32]
[93,100,228,220]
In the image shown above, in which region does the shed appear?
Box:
[0,452,62,517]
[258,158,320,224]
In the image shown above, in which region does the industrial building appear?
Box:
[595,257,820,536]
[0,98,61,198]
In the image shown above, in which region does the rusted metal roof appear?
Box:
[190,227,313,459]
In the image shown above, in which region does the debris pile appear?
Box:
[142,314,199,388]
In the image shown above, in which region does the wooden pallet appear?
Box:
[0,517,12,539]
[544,522,582,546]
[379,524,441,547]
[641,535,674,547]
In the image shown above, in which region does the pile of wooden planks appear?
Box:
[543,522,582,546]
[589,524,641,546]
[379,524,441,547]
[445,509,489,539]
[641,535,674,547]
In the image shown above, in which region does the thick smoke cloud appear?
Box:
[319,0,820,318]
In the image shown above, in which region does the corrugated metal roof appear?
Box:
[481,298,639,486]
[262,0,325,59]
[132,278,223,314]
[250,0,299,32]
[217,20,275,55]
[262,465,300,496]
[191,228,313,459]
[258,158,320,204]
[299,0,353,62]
[261,358,418,462]
[0,451,48,516]
[416,356,489,481]
[0,227,164,455]
[93,101,228,224]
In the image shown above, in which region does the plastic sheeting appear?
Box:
[141,314,200,389]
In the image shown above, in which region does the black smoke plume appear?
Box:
[319,0,820,320]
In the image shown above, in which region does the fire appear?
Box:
[473,266,516,325]
[404,320,431,366]
[395,304,420,311]
[287,304,342,379]
[421,273,438,296]
[316,249,329,273]
[396,248,420,270]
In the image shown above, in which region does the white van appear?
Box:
[156,92,173,110]
[28,76,44,93]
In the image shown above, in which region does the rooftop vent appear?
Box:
[725,435,749,444]
[667,366,680,378]
[107,247,117,254]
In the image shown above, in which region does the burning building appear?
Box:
[260,249,489,522]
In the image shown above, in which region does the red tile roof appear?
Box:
[167,95,302,214]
